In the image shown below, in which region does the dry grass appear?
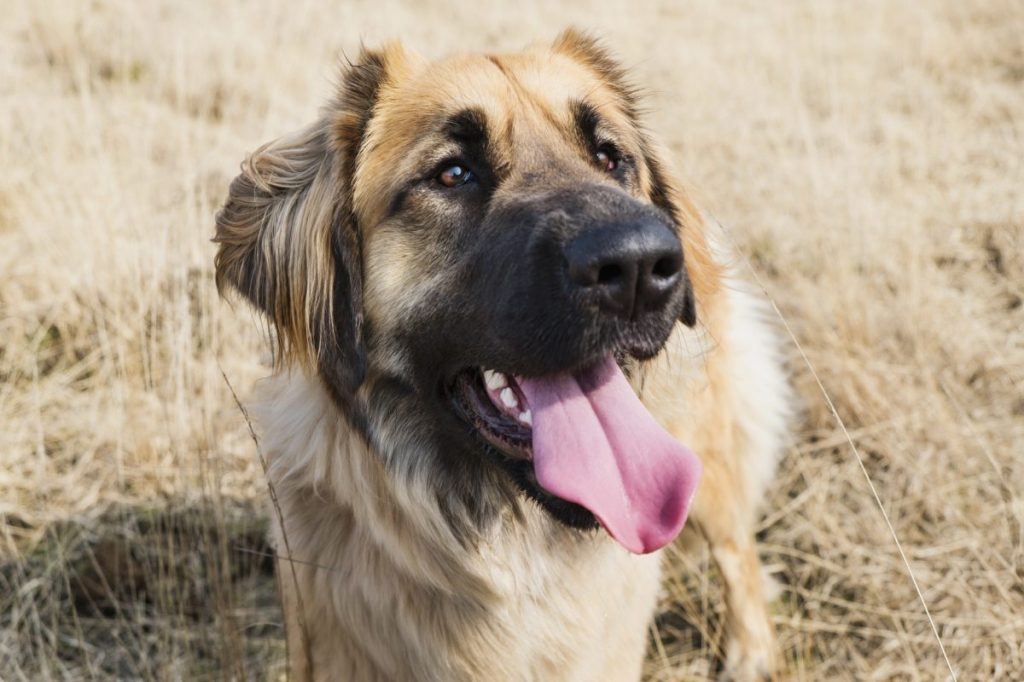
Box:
[1,0,1022,679]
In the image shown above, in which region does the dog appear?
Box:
[214,30,791,682]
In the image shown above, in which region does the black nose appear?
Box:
[565,220,683,320]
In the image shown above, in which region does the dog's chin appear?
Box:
[485,443,602,531]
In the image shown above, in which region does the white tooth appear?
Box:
[500,387,518,408]
[484,369,508,391]
[519,410,532,426]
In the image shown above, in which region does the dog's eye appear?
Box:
[437,164,476,188]
[595,148,619,173]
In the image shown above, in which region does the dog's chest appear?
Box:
[466,533,663,682]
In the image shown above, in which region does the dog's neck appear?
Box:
[252,371,658,680]
[254,369,606,589]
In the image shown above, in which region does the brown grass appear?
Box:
[2,0,1022,679]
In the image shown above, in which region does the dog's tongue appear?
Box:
[517,355,701,554]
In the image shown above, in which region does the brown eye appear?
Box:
[595,149,618,172]
[437,163,475,188]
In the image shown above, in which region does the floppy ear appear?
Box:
[553,28,720,328]
[213,47,394,399]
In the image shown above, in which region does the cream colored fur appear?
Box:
[251,255,791,682]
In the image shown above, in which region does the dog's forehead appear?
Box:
[352,49,630,224]
[393,50,613,128]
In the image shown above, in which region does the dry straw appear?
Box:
[1,0,1021,679]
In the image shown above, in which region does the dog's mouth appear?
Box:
[451,354,703,554]
[454,368,535,459]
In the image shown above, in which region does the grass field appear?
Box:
[1,0,1022,679]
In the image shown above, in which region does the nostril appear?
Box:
[564,219,682,319]
[597,262,624,285]
[651,255,680,280]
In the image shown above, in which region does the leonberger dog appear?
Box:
[214,30,791,682]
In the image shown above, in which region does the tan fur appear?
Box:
[256,373,663,680]
[216,30,791,682]
[214,122,342,367]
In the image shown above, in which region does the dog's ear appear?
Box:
[554,29,719,328]
[552,29,641,120]
[213,46,398,398]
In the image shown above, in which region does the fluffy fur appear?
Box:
[215,31,792,681]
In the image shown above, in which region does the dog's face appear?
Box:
[215,32,717,552]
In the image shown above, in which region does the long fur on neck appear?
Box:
[253,371,661,681]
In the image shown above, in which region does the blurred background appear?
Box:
[1,0,1022,679]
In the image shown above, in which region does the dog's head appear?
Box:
[215,31,719,553]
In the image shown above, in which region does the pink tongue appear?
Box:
[518,355,701,554]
